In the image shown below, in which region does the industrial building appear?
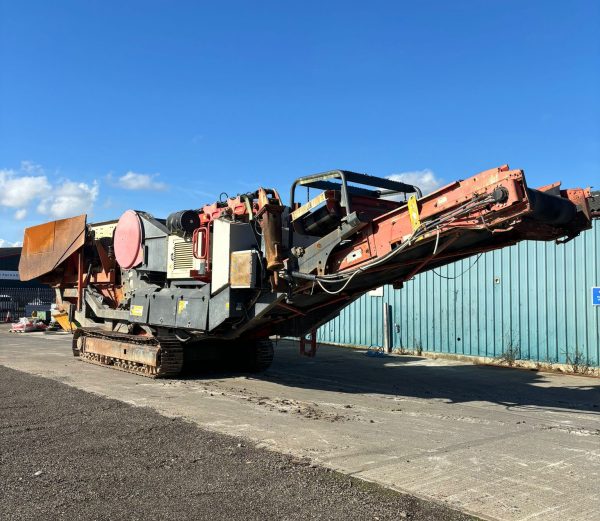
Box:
[0,247,54,321]
[319,218,599,369]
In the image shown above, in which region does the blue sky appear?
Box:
[1,0,598,245]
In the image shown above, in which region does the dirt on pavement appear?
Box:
[0,365,476,521]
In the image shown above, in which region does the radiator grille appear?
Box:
[173,240,194,270]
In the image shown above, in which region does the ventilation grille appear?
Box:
[173,240,194,270]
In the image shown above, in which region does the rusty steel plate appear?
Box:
[19,215,87,281]
[82,336,160,367]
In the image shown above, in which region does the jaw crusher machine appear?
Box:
[19,165,594,377]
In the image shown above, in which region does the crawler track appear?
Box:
[252,339,275,372]
[73,328,183,378]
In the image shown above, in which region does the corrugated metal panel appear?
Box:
[319,220,600,366]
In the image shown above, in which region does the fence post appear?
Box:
[383,301,391,353]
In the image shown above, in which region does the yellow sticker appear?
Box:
[407,195,424,243]
[407,195,421,231]
[130,305,144,317]
[177,300,188,314]
[291,191,327,221]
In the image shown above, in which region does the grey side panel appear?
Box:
[138,214,169,273]
[208,287,246,331]
[129,291,152,323]
[143,238,168,273]
[148,291,177,327]
[175,289,209,330]
[129,285,210,330]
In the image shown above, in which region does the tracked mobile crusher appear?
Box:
[19,165,594,377]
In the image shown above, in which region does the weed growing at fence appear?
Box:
[497,338,521,367]
[565,347,595,375]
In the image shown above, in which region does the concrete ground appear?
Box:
[1,365,473,521]
[1,328,599,521]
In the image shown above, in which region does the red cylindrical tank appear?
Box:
[113,210,144,269]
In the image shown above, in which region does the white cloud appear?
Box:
[0,238,22,247]
[117,171,166,191]
[0,168,51,208]
[387,169,444,196]
[0,161,100,222]
[38,180,99,219]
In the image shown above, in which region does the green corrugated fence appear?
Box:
[318,220,600,366]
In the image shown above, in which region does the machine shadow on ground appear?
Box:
[181,342,600,415]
